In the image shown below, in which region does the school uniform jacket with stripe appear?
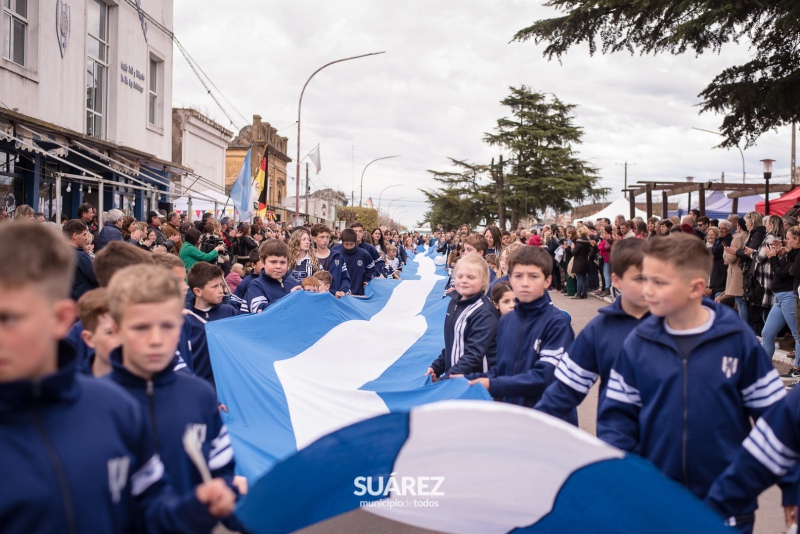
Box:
[429,291,498,377]
[184,302,239,385]
[0,343,222,533]
[478,292,575,412]
[598,299,785,508]
[243,270,300,313]
[535,297,648,423]
[107,351,236,502]
[706,384,800,521]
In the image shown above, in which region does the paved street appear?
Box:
[298,292,789,534]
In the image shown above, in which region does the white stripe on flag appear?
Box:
[275,254,445,449]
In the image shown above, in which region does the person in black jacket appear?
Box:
[426,254,498,379]
[704,226,728,299]
[570,226,592,299]
[63,219,99,300]
[233,222,259,262]
[545,224,563,291]
[736,211,768,333]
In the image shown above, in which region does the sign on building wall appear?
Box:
[56,1,71,57]
[119,62,145,93]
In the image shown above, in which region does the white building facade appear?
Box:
[172,108,231,194]
[0,0,183,221]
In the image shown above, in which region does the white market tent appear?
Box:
[574,196,654,224]
[172,189,236,220]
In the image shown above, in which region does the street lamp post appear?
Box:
[295,51,385,224]
[360,155,400,207]
[691,127,746,184]
[762,159,775,215]
[377,183,402,213]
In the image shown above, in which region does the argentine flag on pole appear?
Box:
[207,249,732,533]
[230,147,252,221]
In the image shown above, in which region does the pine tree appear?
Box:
[484,86,606,229]
[421,159,495,230]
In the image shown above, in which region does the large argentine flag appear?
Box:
[238,401,732,534]
[206,249,491,481]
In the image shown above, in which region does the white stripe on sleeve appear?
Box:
[131,454,165,497]
[605,369,641,406]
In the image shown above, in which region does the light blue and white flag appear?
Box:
[206,250,491,482]
[230,147,252,221]
[237,401,732,534]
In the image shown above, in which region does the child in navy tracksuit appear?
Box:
[230,249,261,311]
[77,288,117,377]
[469,246,575,420]
[311,224,351,297]
[598,234,785,533]
[383,244,402,279]
[536,239,650,424]
[332,228,375,296]
[706,384,800,530]
[427,255,498,380]
[0,223,235,533]
[106,263,240,532]
[185,263,239,385]
[67,244,194,376]
[323,247,351,295]
[244,240,301,312]
[352,222,384,280]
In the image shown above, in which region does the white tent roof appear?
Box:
[574,196,654,223]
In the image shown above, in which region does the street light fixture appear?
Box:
[691,127,746,184]
[377,183,402,213]
[360,155,400,207]
[762,158,775,214]
[295,51,385,224]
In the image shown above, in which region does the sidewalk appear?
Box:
[588,290,799,387]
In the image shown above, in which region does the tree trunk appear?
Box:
[510,207,519,232]
[497,155,506,230]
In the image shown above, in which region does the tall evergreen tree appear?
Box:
[484,86,606,229]
[421,159,495,230]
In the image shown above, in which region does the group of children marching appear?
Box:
[3,217,800,532]
[431,230,799,533]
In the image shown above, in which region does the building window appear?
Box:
[86,0,109,139]
[148,57,157,125]
[146,53,164,131]
[2,0,27,66]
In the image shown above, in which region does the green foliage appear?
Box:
[484,86,607,227]
[337,207,378,231]
[513,0,800,148]
[421,159,495,230]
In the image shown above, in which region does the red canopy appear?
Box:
[755,187,800,216]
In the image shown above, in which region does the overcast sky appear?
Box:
[172,0,794,227]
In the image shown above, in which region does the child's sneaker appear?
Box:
[781,367,800,378]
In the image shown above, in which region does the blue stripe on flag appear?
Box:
[236,412,410,534]
[236,401,730,534]
[206,253,486,481]
[516,455,731,533]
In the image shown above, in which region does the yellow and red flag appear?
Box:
[255,147,269,217]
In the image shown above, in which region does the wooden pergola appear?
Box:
[621,181,796,219]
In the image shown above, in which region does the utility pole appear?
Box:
[616,161,636,198]
[497,155,506,230]
[305,162,310,222]
[792,122,797,187]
